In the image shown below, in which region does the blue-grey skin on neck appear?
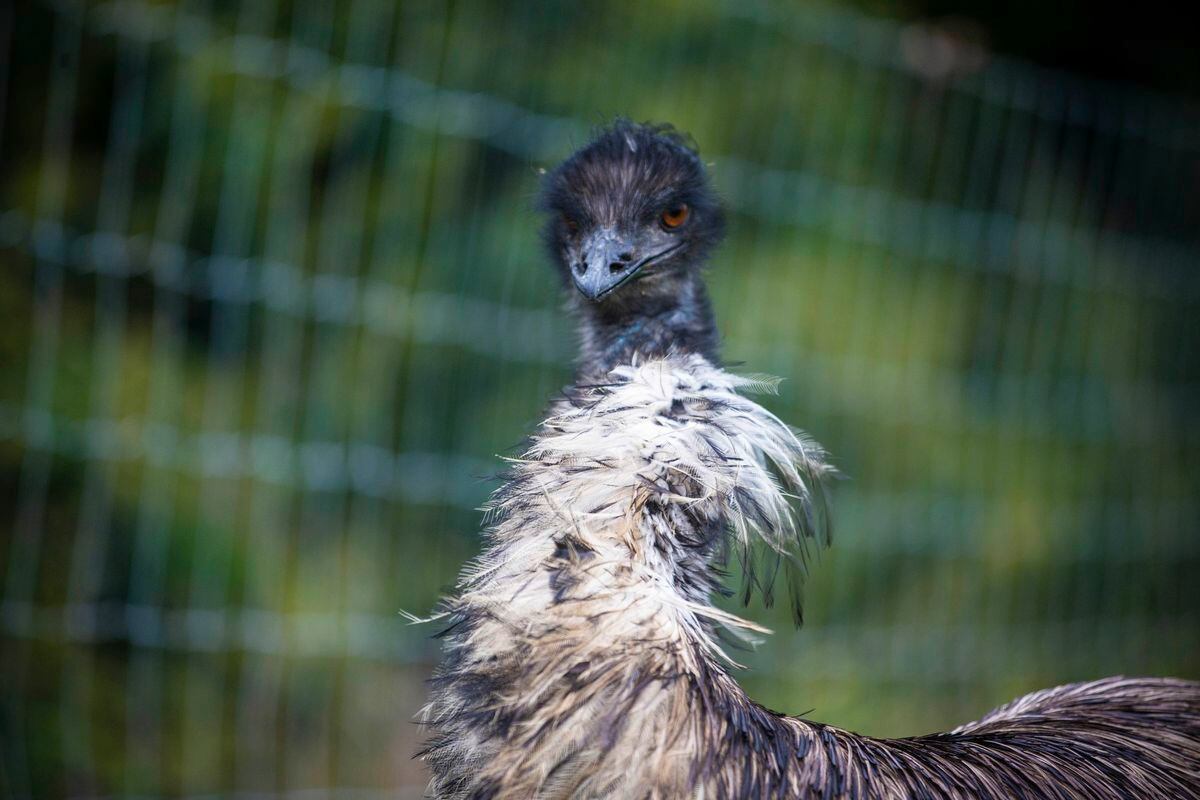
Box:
[538,120,726,377]
[574,272,718,377]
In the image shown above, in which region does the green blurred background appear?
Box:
[2,0,1198,797]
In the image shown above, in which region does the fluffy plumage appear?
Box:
[420,122,1200,799]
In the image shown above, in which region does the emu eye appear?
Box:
[660,204,689,229]
[562,215,579,233]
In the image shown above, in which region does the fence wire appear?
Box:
[2,0,1199,797]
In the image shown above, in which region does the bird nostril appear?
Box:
[608,261,626,274]
[574,262,586,275]
[617,251,633,262]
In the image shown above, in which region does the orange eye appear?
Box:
[661,204,689,229]
[563,215,579,233]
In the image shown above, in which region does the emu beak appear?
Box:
[572,228,640,301]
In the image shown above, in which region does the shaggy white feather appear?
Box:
[422,353,1200,799]
[478,353,828,644]
[423,354,830,795]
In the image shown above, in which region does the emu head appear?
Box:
[540,121,726,311]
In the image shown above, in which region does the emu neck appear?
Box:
[575,276,717,376]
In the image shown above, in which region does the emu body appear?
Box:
[421,122,1200,799]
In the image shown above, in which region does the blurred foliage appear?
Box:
[1,0,1198,796]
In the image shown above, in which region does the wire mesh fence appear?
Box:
[1,0,1198,796]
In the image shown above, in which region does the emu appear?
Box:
[421,121,1200,798]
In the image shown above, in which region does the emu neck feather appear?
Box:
[424,355,829,795]
[422,355,1200,799]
